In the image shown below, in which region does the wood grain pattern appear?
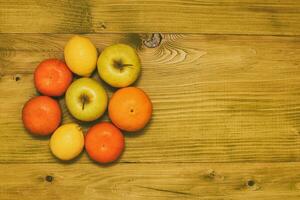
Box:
[1,1,300,199]
[1,162,300,200]
[1,0,300,35]
[1,34,300,163]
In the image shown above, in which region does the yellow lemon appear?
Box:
[64,35,98,77]
[50,123,84,161]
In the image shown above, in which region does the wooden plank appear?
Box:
[1,162,300,200]
[0,0,300,35]
[1,34,300,163]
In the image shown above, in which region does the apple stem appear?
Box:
[122,64,133,67]
[114,60,133,71]
[80,94,89,110]
[82,100,85,110]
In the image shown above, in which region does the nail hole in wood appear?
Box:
[143,33,162,48]
[247,180,255,187]
[15,76,20,81]
[45,175,53,182]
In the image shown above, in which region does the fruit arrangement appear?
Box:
[22,35,152,164]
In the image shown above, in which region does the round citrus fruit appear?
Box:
[34,59,73,96]
[109,87,152,132]
[64,35,98,76]
[85,122,125,164]
[50,123,84,161]
[22,96,62,136]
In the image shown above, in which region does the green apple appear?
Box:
[65,78,107,121]
[97,44,141,88]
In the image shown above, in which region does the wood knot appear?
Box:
[206,169,216,179]
[143,33,162,48]
[203,169,224,181]
[45,175,53,182]
[99,22,106,30]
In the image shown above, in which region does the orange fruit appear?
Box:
[22,96,62,136]
[109,87,152,132]
[34,59,73,96]
[85,122,125,163]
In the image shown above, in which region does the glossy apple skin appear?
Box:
[97,44,141,88]
[65,78,108,121]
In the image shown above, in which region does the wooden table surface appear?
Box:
[1,1,300,199]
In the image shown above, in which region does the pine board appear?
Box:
[0,0,300,35]
[1,1,300,199]
[1,34,300,164]
[1,163,300,200]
